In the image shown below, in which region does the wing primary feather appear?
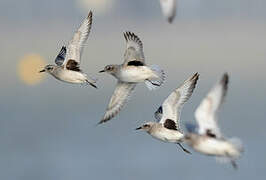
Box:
[124,31,143,49]
[220,73,229,105]
[123,31,145,66]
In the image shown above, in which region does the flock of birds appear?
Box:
[39,3,243,170]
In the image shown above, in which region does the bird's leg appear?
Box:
[85,79,97,89]
[177,143,191,154]
[231,160,238,170]
[225,152,238,170]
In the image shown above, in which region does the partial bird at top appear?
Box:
[99,31,165,124]
[39,11,97,88]
[159,0,177,23]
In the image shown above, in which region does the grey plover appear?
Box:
[99,31,165,124]
[159,0,177,23]
[39,11,97,88]
[135,73,199,153]
[183,73,243,169]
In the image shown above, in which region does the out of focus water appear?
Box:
[0,0,265,179]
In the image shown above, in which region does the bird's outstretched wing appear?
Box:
[195,73,229,138]
[99,82,136,124]
[123,31,145,67]
[156,73,199,130]
[63,11,93,71]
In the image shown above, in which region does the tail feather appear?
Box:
[229,137,244,154]
[145,65,165,90]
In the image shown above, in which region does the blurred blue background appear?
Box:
[0,0,265,179]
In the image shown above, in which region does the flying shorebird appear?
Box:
[135,73,199,153]
[183,73,243,169]
[39,11,97,88]
[98,31,165,124]
[159,0,177,23]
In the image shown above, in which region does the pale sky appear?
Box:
[0,0,266,180]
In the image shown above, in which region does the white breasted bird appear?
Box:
[183,73,243,169]
[39,11,97,88]
[136,73,199,154]
[99,31,165,124]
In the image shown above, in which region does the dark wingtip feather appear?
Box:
[220,73,229,98]
[123,32,128,41]
[98,119,106,125]
[189,72,200,91]
[88,11,93,19]
[123,31,143,47]
[167,16,174,24]
[97,120,104,125]
[221,73,229,88]
[87,11,93,30]
[98,116,112,125]
[191,72,199,82]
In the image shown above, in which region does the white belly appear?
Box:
[150,129,184,143]
[193,138,240,158]
[52,69,87,84]
[119,66,158,83]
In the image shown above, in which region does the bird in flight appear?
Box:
[136,73,199,154]
[39,11,97,88]
[183,73,243,169]
[99,31,165,124]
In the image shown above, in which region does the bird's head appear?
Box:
[39,65,56,73]
[135,122,155,132]
[99,65,118,75]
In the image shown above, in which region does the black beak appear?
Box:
[99,70,105,73]
[135,127,142,130]
[39,69,45,73]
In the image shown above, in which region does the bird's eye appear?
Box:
[144,124,149,128]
